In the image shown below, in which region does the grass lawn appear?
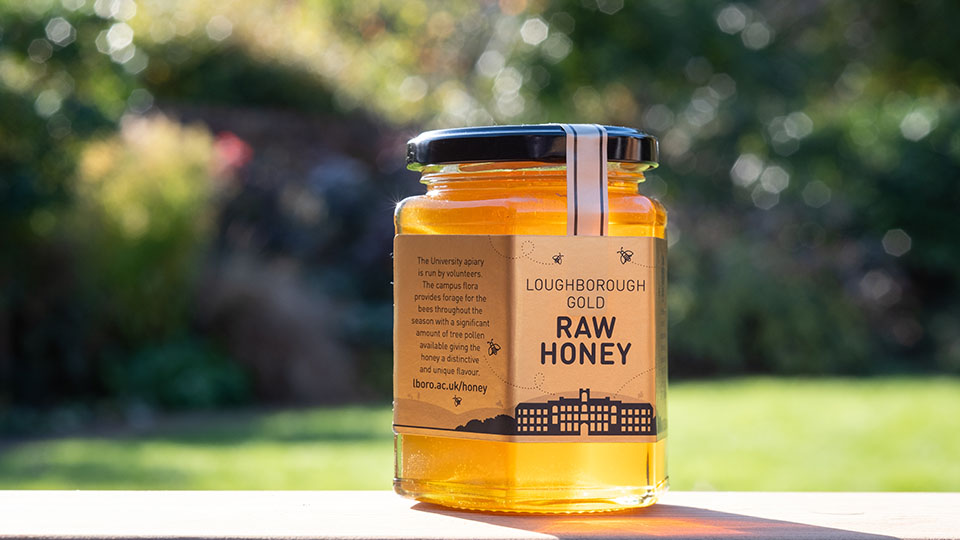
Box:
[1,377,958,491]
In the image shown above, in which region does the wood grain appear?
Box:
[0,491,956,539]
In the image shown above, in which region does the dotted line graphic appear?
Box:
[482,353,545,391]
[486,235,556,266]
[615,365,657,395]
[486,236,530,260]
[621,243,660,269]
[524,252,554,266]
[627,259,657,269]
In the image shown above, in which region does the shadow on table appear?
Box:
[411,502,896,539]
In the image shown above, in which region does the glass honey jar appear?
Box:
[393,124,666,513]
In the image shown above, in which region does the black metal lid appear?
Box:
[406,124,659,170]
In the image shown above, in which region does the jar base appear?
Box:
[394,478,668,514]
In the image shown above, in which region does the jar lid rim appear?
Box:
[406,124,659,171]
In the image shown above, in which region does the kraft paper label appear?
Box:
[393,234,667,443]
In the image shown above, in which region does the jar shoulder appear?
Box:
[395,189,665,236]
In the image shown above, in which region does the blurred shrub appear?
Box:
[71,115,214,343]
[105,337,247,410]
[65,115,250,409]
[668,237,871,375]
[0,67,251,414]
[196,141,396,403]
[196,256,361,404]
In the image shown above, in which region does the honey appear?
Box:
[393,125,666,513]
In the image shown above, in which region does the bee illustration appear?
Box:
[453,395,462,407]
[552,253,564,265]
[487,339,501,356]
[617,246,634,264]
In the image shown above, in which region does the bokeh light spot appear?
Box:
[111,44,136,64]
[802,180,831,208]
[882,229,912,257]
[61,0,86,11]
[542,32,572,63]
[127,88,154,113]
[730,153,763,187]
[106,22,134,51]
[684,57,713,83]
[150,19,176,43]
[47,113,72,139]
[716,4,747,34]
[476,50,505,78]
[34,89,62,117]
[520,18,549,46]
[206,15,234,42]
[123,48,149,73]
[900,109,937,141]
[493,67,522,96]
[859,270,900,305]
[709,73,737,99]
[751,185,779,210]
[596,0,624,15]
[496,94,525,117]
[784,111,814,139]
[662,128,691,160]
[759,165,789,194]
[398,76,428,102]
[28,39,54,63]
[94,0,136,20]
[45,17,76,46]
[643,104,675,133]
[742,21,773,50]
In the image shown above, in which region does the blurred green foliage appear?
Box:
[69,115,213,345]
[105,337,248,410]
[1,0,959,423]
[67,116,246,409]
[0,3,248,418]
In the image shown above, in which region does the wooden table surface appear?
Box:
[0,491,957,540]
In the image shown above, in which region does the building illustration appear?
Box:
[515,389,655,436]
